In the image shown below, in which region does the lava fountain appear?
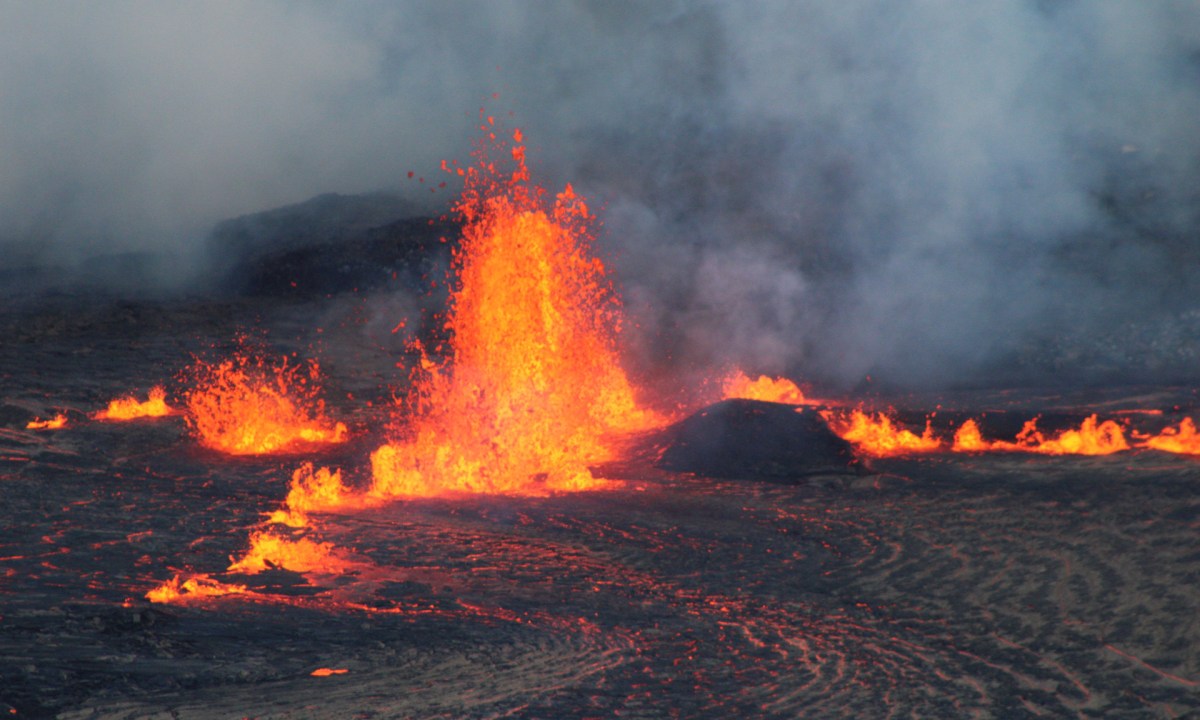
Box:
[183,348,347,455]
[370,124,662,498]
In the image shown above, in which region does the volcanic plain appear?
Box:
[3,231,1200,718]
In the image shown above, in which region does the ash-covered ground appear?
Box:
[2,213,1200,718]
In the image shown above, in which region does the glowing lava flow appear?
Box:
[183,350,347,455]
[1142,418,1200,455]
[26,414,67,430]
[369,125,662,497]
[227,530,356,575]
[95,386,174,420]
[952,415,1129,455]
[824,408,941,457]
[268,463,358,528]
[721,370,809,405]
[144,574,248,603]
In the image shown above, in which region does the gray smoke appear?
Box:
[3,1,1198,388]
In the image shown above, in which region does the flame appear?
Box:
[952,415,1129,455]
[721,370,808,405]
[95,386,174,420]
[824,408,941,456]
[226,530,355,575]
[1142,418,1200,454]
[268,463,358,528]
[369,126,662,498]
[26,414,67,430]
[183,351,347,455]
[144,573,247,603]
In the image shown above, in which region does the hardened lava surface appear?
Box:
[2,293,1200,718]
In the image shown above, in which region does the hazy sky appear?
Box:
[3,1,1198,387]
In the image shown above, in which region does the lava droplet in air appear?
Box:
[370,125,663,497]
[183,349,347,455]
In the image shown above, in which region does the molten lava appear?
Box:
[1142,418,1200,454]
[952,415,1129,455]
[26,414,67,430]
[370,125,661,497]
[95,386,174,421]
[145,573,248,603]
[268,463,358,528]
[184,350,347,455]
[227,530,355,575]
[951,419,990,452]
[721,370,808,405]
[823,408,941,457]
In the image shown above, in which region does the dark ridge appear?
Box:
[206,192,454,297]
[231,215,459,298]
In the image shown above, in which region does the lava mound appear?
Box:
[658,399,858,481]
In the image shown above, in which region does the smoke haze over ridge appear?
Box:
[3,1,1199,388]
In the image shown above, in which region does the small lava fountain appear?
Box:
[94,386,174,421]
[183,348,347,455]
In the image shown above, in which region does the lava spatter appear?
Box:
[183,348,347,455]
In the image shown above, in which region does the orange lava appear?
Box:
[370,124,662,498]
[952,415,1129,455]
[1142,418,1200,454]
[951,418,990,452]
[25,414,67,430]
[721,370,808,405]
[95,386,174,421]
[227,530,355,575]
[269,463,358,528]
[145,573,248,603]
[824,408,942,456]
[311,668,349,677]
[183,351,347,455]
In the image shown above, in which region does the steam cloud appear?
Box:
[3,1,1198,389]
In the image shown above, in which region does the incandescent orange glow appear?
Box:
[1013,415,1129,455]
[145,573,248,603]
[951,418,990,452]
[26,414,67,430]
[95,386,174,420]
[311,668,349,677]
[721,370,808,405]
[824,408,941,456]
[227,530,354,575]
[183,351,347,455]
[370,125,662,498]
[268,463,358,528]
[952,415,1129,455]
[1142,418,1200,454]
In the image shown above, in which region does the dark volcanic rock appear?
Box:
[234,215,458,298]
[658,399,858,481]
[207,192,457,297]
